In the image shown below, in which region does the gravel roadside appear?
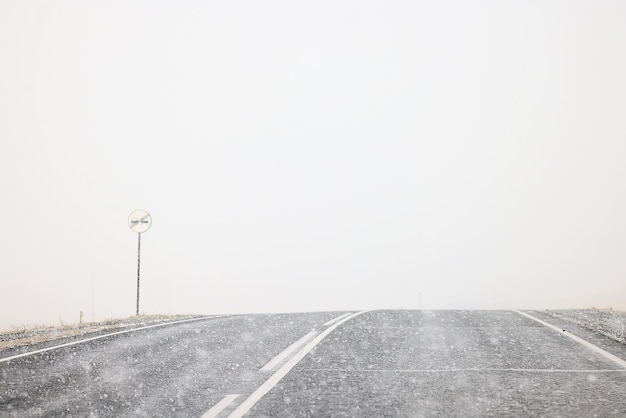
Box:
[0,314,203,351]
[545,309,626,344]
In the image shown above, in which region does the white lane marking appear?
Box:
[228,310,371,418]
[323,312,353,327]
[201,394,239,418]
[0,316,216,363]
[260,331,317,372]
[513,310,626,369]
[295,368,626,373]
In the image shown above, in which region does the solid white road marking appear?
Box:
[323,312,353,327]
[201,394,239,418]
[227,310,371,418]
[260,331,317,372]
[513,310,626,369]
[295,368,626,373]
[0,316,216,363]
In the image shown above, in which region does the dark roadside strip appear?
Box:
[0,315,224,363]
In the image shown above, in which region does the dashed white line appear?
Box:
[0,316,216,363]
[323,312,353,327]
[260,331,317,372]
[227,310,371,418]
[201,394,239,418]
[513,310,626,369]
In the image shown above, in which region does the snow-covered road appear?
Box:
[2,310,626,416]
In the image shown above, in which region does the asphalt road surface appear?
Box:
[2,310,626,417]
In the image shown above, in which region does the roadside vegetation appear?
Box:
[0,314,201,350]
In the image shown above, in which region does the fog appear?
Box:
[1,0,625,330]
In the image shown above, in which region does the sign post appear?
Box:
[128,209,152,316]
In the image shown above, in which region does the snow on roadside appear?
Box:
[0,314,202,351]
[547,309,626,344]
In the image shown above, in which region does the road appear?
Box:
[2,310,626,417]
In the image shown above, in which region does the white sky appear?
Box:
[1,0,625,330]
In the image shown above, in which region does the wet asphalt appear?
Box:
[1,310,626,417]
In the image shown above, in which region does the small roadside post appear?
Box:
[128,209,152,316]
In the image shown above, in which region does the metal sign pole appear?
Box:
[128,209,151,317]
[136,232,141,316]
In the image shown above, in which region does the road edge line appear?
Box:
[228,310,372,418]
[512,310,626,369]
[0,316,216,363]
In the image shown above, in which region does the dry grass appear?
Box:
[0,314,201,350]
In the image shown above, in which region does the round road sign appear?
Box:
[128,209,152,233]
